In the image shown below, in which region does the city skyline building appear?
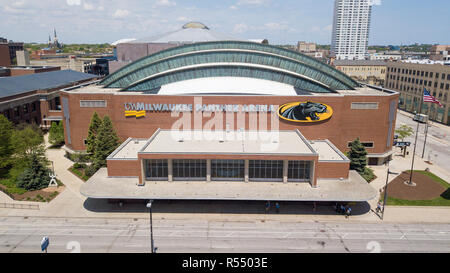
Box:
[331,0,373,60]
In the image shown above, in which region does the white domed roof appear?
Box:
[182,22,209,29]
[131,22,237,44]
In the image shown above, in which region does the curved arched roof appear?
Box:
[100,41,359,93]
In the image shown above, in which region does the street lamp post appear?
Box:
[381,164,399,220]
[146,200,155,253]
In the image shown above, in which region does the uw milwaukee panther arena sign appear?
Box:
[124,102,280,118]
[278,101,333,123]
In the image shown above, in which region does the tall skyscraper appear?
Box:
[331,0,373,60]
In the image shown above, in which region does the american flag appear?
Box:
[423,88,443,107]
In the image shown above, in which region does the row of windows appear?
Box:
[126,66,334,93]
[347,142,374,148]
[388,67,450,81]
[110,51,351,91]
[144,159,311,182]
[387,81,450,97]
[80,100,107,108]
[351,102,379,109]
[387,75,450,90]
[3,102,39,119]
[102,41,357,89]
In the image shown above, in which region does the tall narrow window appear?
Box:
[249,160,283,181]
[145,159,168,180]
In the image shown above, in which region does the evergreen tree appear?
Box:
[16,153,51,191]
[86,112,102,154]
[348,138,368,174]
[48,121,65,146]
[92,116,120,169]
[0,115,13,171]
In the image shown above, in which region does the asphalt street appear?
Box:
[0,216,449,253]
[395,113,450,170]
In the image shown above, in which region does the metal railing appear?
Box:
[0,203,40,210]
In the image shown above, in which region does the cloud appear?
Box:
[66,0,81,6]
[3,3,36,14]
[113,9,130,18]
[237,0,269,5]
[229,5,238,10]
[177,16,190,22]
[83,2,94,10]
[264,22,288,30]
[323,24,332,31]
[233,23,249,34]
[11,1,27,8]
[156,0,176,6]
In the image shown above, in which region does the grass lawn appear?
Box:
[0,178,63,202]
[385,170,450,206]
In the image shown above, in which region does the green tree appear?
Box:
[11,124,44,156]
[86,112,102,154]
[92,116,120,169]
[48,122,65,146]
[16,153,50,191]
[395,125,414,141]
[348,138,368,174]
[0,115,14,172]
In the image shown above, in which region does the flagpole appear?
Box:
[421,120,429,158]
[408,89,424,185]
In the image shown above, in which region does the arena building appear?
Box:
[59,37,399,202]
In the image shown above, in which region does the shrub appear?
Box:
[73,163,87,169]
[361,167,375,183]
[84,164,99,178]
[66,152,91,163]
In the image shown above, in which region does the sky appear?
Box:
[0,0,449,45]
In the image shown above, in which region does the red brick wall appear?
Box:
[315,162,350,179]
[0,44,11,67]
[107,159,140,177]
[9,66,60,76]
[62,92,399,157]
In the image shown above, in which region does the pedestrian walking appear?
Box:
[340,204,345,215]
[345,206,352,219]
[312,202,316,213]
[265,201,270,213]
[275,202,280,213]
[376,201,382,213]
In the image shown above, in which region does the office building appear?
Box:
[0,70,98,128]
[331,0,372,60]
[385,60,450,124]
[333,59,387,86]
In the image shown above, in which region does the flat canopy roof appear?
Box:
[0,70,97,99]
[109,138,148,159]
[141,129,317,156]
[81,168,377,202]
[310,140,349,161]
